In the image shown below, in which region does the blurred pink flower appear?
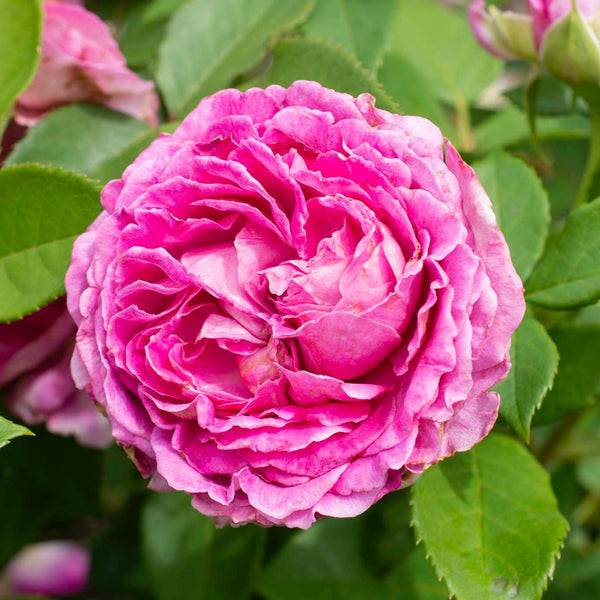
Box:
[0,299,112,449]
[14,0,159,127]
[0,541,90,598]
[67,81,524,528]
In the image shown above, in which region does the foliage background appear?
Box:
[2,0,600,598]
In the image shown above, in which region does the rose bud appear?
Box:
[470,0,600,85]
[14,0,159,127]
[0,541,90,598]
[66,81,525,528]
[0,299,112,449]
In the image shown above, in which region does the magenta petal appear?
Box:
[290,312,402,379]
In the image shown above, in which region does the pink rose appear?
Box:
[0,541,90,598]
[66,81,524,528]
[14,0,159,127]
[0,299,112,449]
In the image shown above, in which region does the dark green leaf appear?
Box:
[245,36,398,113]
[0,430,102,566]
[258,517,386,600]
[6,104,152,181]
[495,313,559,441]
[118,0,189,67]
[384,544,449,599]
[156,0,316,117]
[0,416,33,450]
[412,434,569,600]
[0,0,42,136]
[527,198,600,309]
[142,492,265,600]
[302,0,394,70]
[474,151,550,281]
[533,325,600,425]
[378,52,457,142]
[0,165,101,322]
[544,549,600,599]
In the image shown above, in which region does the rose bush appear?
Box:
[0,299,112,449]
[13,0,159,127]
[66,80,525,528]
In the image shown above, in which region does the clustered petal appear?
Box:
[66,81,525,528]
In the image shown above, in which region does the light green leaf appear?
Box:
[533,325,600,425]
[526,198,600,309]
[0,416,33,450]
[494,313,559,441]
[386,0,502,107]
[156,0,316,117]
[378,52,457,142]
[474,151,550,281]
[6,104,152,182]
[575,455,600,494]
[258,517,386,600]
[412,434,569,600]
[474,107,588,155]
[245,36,398,113]
[303,0,394,70]
[142,492,265,600]
[92,121,180,184]
[0,0,42,137]
[0,165,101,322]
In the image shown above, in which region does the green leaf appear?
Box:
[118,0,188,67]
[302,0,394,70]
[384,544,449,599]
[474,107,588,155]
[156,0,316,117]
[411,434,569,600]
[494,313,559,441]
[0,0,42,136]
[527,198,600,309]
[386,0,502,107]
[378,52,457,142]
[533,325,600,425]
[141,492,266,600]
[258,517,386,600]
[474,151,550,281]
[245,36,398,113]
[6,104,152,182]
[575,455,600,494]
[0,416,33,450]
[0,165,101,322]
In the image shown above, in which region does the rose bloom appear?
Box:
[0,299,112,449]
[13,0,159,127]
[469,0,600,62]
[0,541,90,598]
[66,81,524,528]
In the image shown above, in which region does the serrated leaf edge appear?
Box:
[409,438,570,600]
